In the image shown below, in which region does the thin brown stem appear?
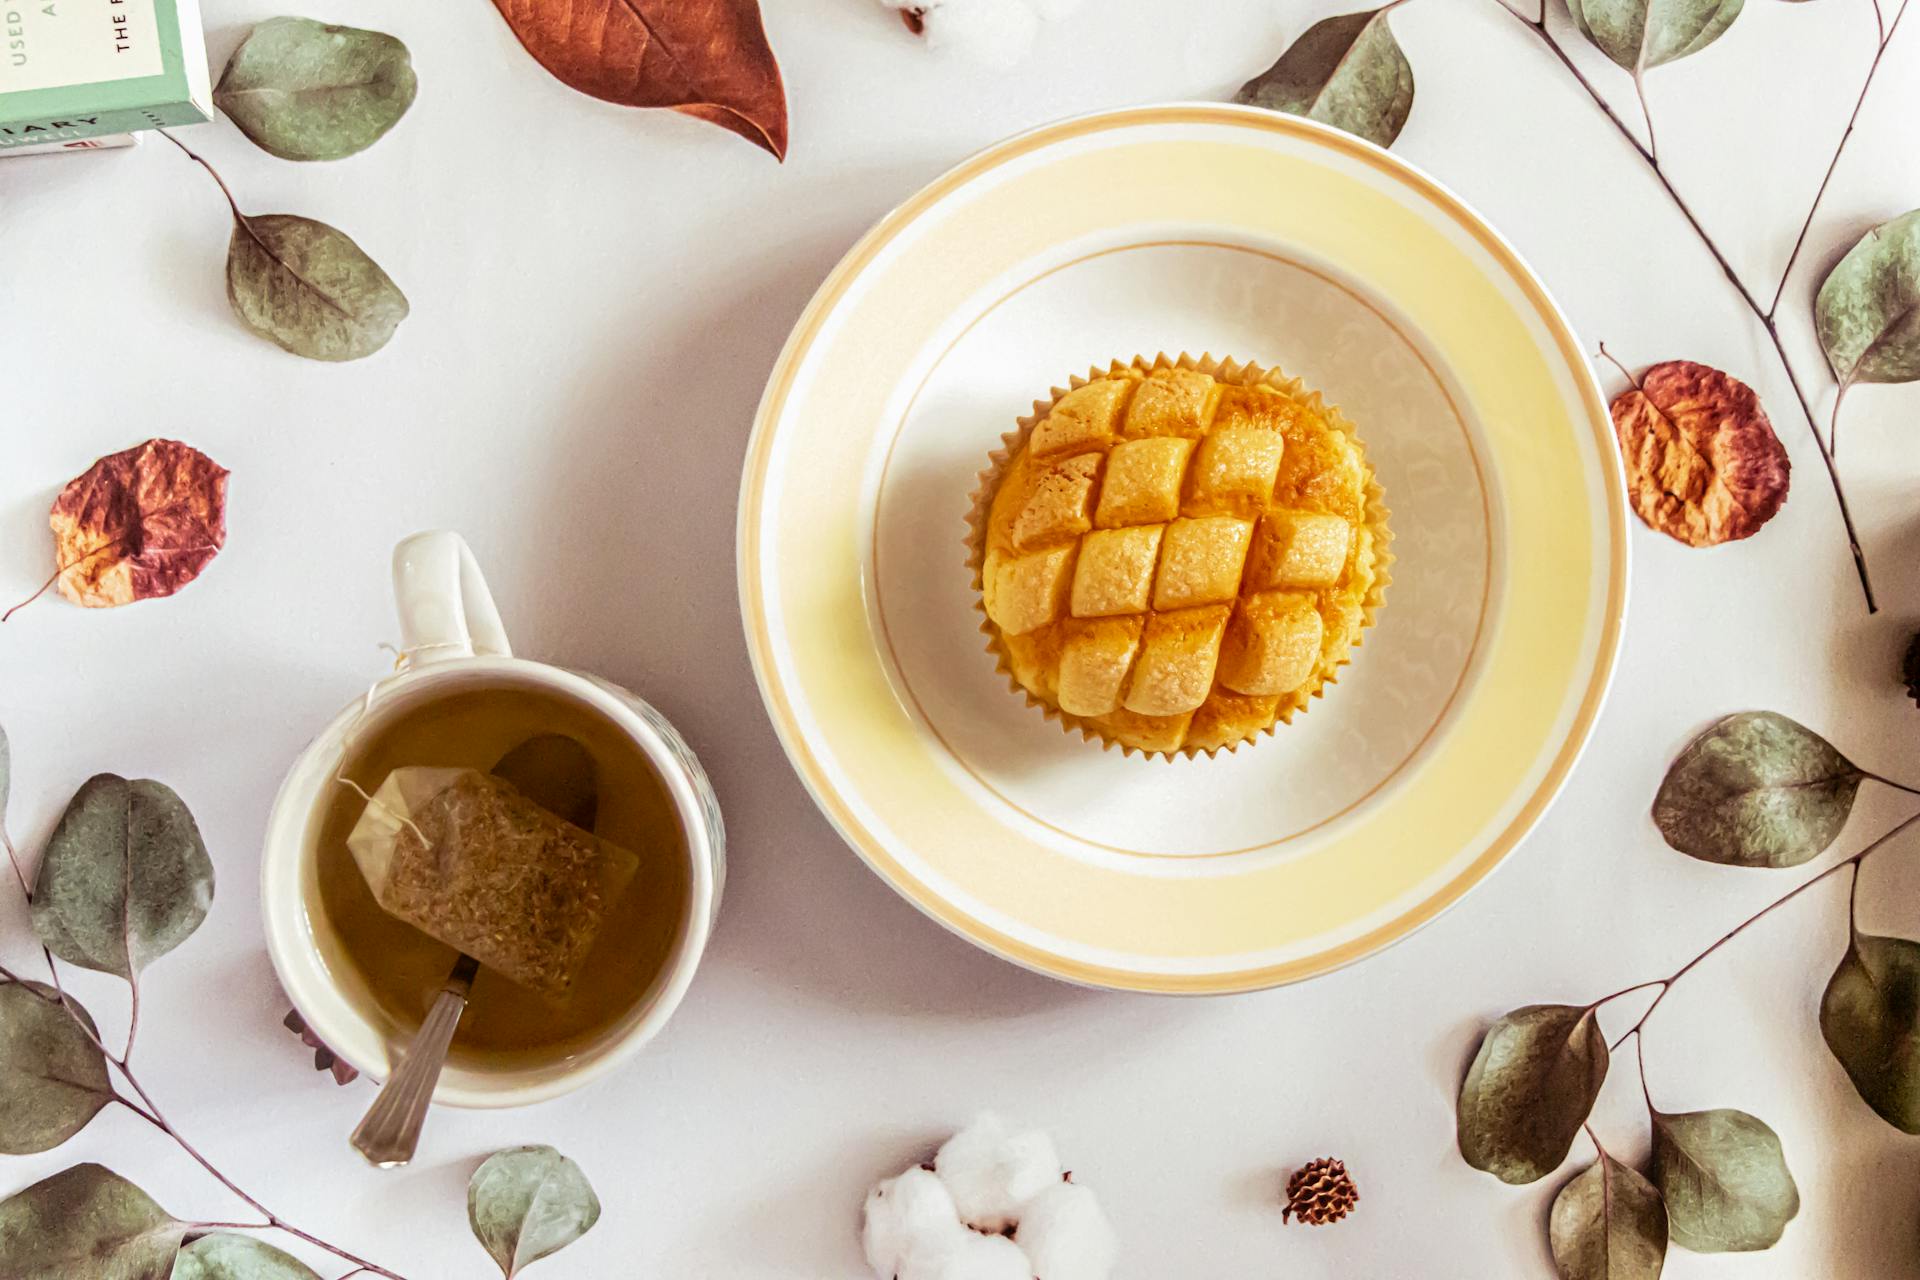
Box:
[2,564,75,623]
[119,1090,406,1280]
[1586,976,1669,1012]
[1611,810,1920,1045]
[1500,0,1882,612]
[158,128,243,221]
[1633,1030,1654,1112]
[1631,66,1658,163]
[1857,770,1920,796]
[2,815,406,1279]
[1595,341,1639,388]
[1767,0,1909,319]
[190,1220,273,1232]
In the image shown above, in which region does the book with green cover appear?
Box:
[2,0,211,151]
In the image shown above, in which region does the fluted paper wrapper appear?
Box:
[963,352,1393,760]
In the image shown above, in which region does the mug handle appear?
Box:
[391,531,512,667]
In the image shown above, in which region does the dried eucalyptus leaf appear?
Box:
[1815,208,1920,387]
[1652,712,1859,867]
[1820,932,1920,1132]
[30,774,213,979]
[1458,1005,1609,1184]
[226,214,408,362]
[172,1233,323,1280]
[1549,1155,1669,1280]
[215,17,417,162]
[469,1145,602,1278]
[0,1163,184,1280]
[0,982,113,1154]
[1565,0,1744,70]
[1234,7,1414,149]
[1650,1109,1799,1251]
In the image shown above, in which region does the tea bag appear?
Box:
[346,764,638,1002]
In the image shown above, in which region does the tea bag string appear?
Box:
[328,640,462,846]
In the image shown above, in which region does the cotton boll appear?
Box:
[1027,0,1086,18]
[899,1229,1034,1280]
[864,1167,965,1276]
[916,0,1041,70]
[1015,1181,1117,1280]
[934,1113,1062,1233]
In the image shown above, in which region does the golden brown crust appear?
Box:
[965,354,1392,759]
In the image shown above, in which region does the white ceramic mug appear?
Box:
[262,531,723,1108]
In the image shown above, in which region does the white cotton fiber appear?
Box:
[863,1166,964,1276]
[918,0,1042,70]
[1026,0,1086,17]
[1015,1181,1117,1280]
[934,1113,1063,1233]
[899,1229,1034,1280]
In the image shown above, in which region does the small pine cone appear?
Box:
[1904,631,1920,709]
[1283,1157,1358,1226]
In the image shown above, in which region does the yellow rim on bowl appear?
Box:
[737,104,1628,993]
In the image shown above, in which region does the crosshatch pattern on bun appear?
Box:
[965,354,1392,759]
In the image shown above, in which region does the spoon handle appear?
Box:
[350,955,479,1168]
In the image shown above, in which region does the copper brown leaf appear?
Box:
[46,440,228,610]
[489,0,787,159]
[1610,360,1789,547]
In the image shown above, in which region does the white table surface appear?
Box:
[5,0,1920,1275]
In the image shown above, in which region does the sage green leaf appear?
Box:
[1233,7,1414,149]
[0,1163,183,1280]
[1565,0,1744,70]
[469,1146,601,1278]
[1650,1109,1799,1251]
[0,981,113,1153]
[1652,712,1859,867]
[215,17,416,162]
[172,1233,323,1280]
[226,213,408,362]
[30,774,213,979]
[1820,932,1920,1131]
[1458,1005,1609,1184]
[1550,1155,1669,1280]
[1815,209,1920,387]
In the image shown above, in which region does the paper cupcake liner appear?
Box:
[963,352,1394,760]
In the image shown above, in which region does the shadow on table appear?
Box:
[496,198,1097,1023]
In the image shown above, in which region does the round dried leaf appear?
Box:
[1611,360,1789,547]
[226,213,408,361]
[0,1164,183,1280]
[215,17,417,162]
[1457,1004,1609,1184]
[1233,7,1415,149]
[1650,1108,1798,1252]
[1651,711,1859,867]
[0,982,113,1154]
[1549,1155,1669,1280]
[1820,932,1920,1132]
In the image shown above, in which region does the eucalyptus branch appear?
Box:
[1502,0,1908,612]
[0,812,410,1280]
[1608,807,1920,1050]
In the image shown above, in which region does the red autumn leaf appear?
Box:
[490,0,789,160]
[1610,360,1789,547]
[8,439,229,617]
